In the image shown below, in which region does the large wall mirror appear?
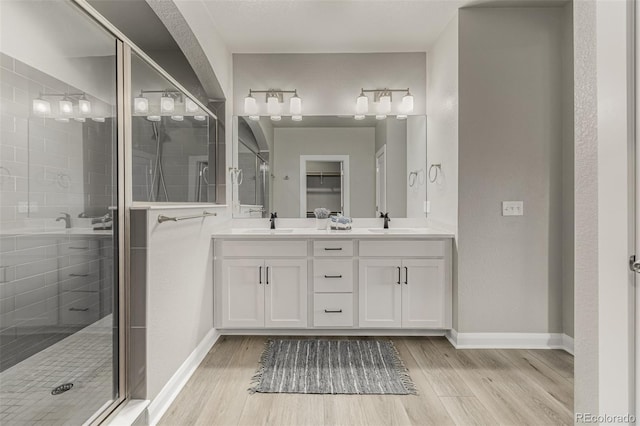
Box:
[233,115,427,218]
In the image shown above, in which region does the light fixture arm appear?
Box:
[248,89,298,103]
[360,88,411,102]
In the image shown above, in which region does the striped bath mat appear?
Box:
[249,339,416,395]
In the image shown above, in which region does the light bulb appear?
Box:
[92,117,106,123]
[356,93,368,115]
[147,115,161,122]
[401,92,414,114]
[32,98,51,115]
[267,96,280,116]
[74,117,86,123]
[79,96,91,114]
[249,115,260,121]
[375,115,387,120]
[134,96,149,114]
[59,98,73,116]
[160,96,175,113]
[171,115,184,122]
[291,115,302,122]
[378,94,391,115]
[354,114,365,121]
[244,94,258,115]
[289,94,302,115]
[185,97,198,113]
[270,115,282,122]
[194,115,206,121]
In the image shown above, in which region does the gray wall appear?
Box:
[457,7,572,334]
[272,127,376,217]
[406,116,427,218]
[426,15,459,233]
[233,53,426,116]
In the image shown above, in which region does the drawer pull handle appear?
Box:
[324,275,343,279]
[397,267,401,285]
[259,266,262,284]
[266,266,270,285]
[69,307,89,312]
[404,266,408,284]
[69,273,89,277]
[69,247,89,250]
[324,248,342,251]
[324,309,343,313]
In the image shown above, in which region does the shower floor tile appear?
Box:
[0,315,114,425]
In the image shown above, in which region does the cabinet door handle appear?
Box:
[69,273,89,277]
[324,275,342,279]
[324,309,343,313]
[266,266,270,285]
[259,266,262,284]
[404,267,408,284]
[324,247,342,251]
[397,267,401,284]
[69,307,89,312]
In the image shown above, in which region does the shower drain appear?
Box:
[51,383,73,395]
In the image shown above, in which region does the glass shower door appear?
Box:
[0,1,121,423]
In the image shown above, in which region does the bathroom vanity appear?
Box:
[212,229,453,334]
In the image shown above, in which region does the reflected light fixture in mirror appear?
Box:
[134,95,149,114]
[55,117,69,123]
[74,117,86,122]
[185,97,199,113]
[32,97,51,115]
[59,98,73,116]
[354,114,365,121]
[170,115,184,121]
[160,94,175,113]
[78,95,91,114]
[92,117,105,123]
[147,115,161,122]
[194,115,206,121]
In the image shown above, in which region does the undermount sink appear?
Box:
[240,228,294,234]
[367,228,417,234]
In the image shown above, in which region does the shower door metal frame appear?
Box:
[63,0,222,423]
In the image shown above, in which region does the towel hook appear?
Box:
[428,164,442,183]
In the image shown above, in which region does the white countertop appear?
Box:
[212,227,454,239]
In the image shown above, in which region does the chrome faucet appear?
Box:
[270,212,277,230]
[380,212,390,229]
[56,213,71,229]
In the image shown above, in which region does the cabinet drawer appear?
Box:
[314,293,353,327]
[313,260,353,293]
[222,240,307,258]
[59,291,100,325]
[359,240,445,258]
[313,240,353,257]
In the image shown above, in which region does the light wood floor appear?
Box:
[159,336,573,426]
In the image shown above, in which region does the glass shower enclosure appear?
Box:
[0,0,220,423]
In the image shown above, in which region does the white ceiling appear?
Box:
[200,0,471,53]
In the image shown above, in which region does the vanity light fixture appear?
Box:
[32,97,51,116]
[134,94,149,114]
[78,95,91,115]
[244,89,302,121]
[185,97,199,113]
[160,94,175,113]
[170,115,184,122]
[59,97,73,116]
[355,88,414,120]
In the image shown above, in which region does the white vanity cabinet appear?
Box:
[214,233,452,333]
[218,240,308,329]
[358,240,450,329]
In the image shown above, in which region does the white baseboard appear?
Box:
[446,330,574,354]
[220,328,447,336]
[147,328,220,426]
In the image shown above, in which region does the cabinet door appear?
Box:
[265,259,308,328]
[221,259,265,328]
[359,259,402,328]
[401,259,445,328]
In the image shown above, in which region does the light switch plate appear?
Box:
[502,201,523,216]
